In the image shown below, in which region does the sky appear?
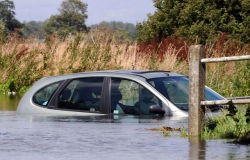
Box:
[12,0,156,25]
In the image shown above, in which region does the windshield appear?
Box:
[147,76,224,111]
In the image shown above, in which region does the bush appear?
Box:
[202,105,250,144]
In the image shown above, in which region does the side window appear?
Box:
[137,86,162,115]
[110,78,139,114]
[33,82,61,106]
[58,77,103,112]
[111,78,161,115]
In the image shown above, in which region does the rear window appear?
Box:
[33,82,61,106]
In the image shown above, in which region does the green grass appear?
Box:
[202,105,250,144]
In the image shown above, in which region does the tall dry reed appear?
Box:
[204,33,250,97]
[1,30,249,97]
[0,29,188,93]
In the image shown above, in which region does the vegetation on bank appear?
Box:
[147,126,188,138]
[202,105,250,145]
[0,29,188,94]
[0,29,250,97]
[147,106,250,145]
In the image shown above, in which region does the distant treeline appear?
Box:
[22,20,137,40]
[90,21,137,38]
[0,0,136,42]
[2,0,250,45]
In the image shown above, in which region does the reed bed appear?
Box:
[0,30,188,93]
[0,29,249,98]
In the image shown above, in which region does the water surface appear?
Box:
[0,94,249,160]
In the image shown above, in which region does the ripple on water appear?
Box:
[0,112,249,160]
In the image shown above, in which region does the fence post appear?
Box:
[188,45,206,136]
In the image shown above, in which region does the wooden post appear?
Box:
[189,137,206,159]
[188,45,206,136]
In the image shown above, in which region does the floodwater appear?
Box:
[0,94,249,160]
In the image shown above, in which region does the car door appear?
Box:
[48,77,106,113]
[109,77,163,115]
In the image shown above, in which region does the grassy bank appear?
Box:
[0,30,249,97]
[203,105,250,145]
[0,30,188,93]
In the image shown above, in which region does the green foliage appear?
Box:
[113,29,135,44]
[0,20,6,42]
[147,126,188,137]
[22,21,46,39]
[10,49,42,91]
[231,61,250,97]
[0,79,15,93]
[43,35,58,71]
[18,86,31,94]
[65,31,115,72]
[136,0,250,44]
[162,129,171,137]
[180,126,188,138]
[202,106,250,144]
[45,0,88,39]
[90,21,137,38]
[0,34,43,93]
[147,54,159,70]
[8,79,16,91]
[206,60,250,98]
[0,0,21,32]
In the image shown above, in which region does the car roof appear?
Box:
[43,70,185,81]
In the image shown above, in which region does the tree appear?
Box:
[136,0,250,44]
[22,21,46,39]
[90,21,137,38]
[45,0,88,38]
[0,0,22,32]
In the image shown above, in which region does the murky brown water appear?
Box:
[0,94,21,111]
[0,94,249,160]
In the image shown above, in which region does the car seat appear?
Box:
[60,88,71,101]
[135,88,157,114]
[59,88,73,108]
[110,87,123,113]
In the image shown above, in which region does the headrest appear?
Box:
[141,88,153,102]
[60,89,71,100]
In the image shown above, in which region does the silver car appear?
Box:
[17,70,224,117]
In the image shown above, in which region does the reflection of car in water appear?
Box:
[17,70,225,117]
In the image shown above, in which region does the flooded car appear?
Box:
[17,70,224,117]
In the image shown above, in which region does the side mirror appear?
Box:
[149,105,165,115]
